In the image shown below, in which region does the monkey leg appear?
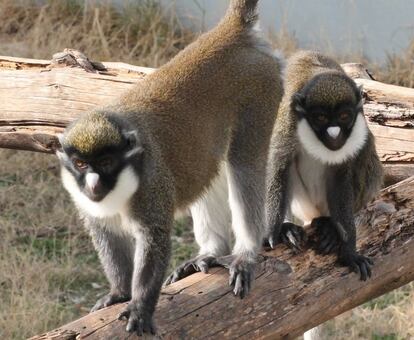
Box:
[225,159,266,298]
[165,168,232,285]
[88,222,134,312]
[119,223,171,336]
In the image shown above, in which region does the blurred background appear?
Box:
[0,1,413,339]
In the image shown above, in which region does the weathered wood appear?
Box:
[1,55,413,339]
[30,177,414,339]
[0,57,413,166]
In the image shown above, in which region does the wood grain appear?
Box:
[30,177,414,339]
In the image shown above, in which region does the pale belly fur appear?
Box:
[289,148,329,224]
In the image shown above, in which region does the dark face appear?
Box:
[301,102,358,150]
[58,128,143,202]
[292,75,363,151]
[61,145,128,202]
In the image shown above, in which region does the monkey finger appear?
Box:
[233,273,244,298]
[366,262,372,278]
[282,233,302,253]
[229,267,237,287]
[359,262,368,281]
[348,261,360,276]
[367,257,374,266]
[118,310,130,321]
[324,241,337,254]
[268,235,277,249]
[197,260,209,274]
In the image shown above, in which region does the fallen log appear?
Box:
[1,55,413,339]
[30,176,414,339]
[0,57,413,160]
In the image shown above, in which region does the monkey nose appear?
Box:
[327,126,341,139]
[86,172,100,192]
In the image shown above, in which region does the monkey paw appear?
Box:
[311,216,340,254]
[214,254,255,299]
[339,250,374,281]
[90,292,131,313]
[118,303,155,336]
[164,255,218,286]
[266,222,307,253]
[279,222,307,253]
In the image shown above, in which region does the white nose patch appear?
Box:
[86,173,100,190]
[327,126,341,139]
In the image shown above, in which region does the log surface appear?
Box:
[30,177,414,339]
[2,56,414,339]
[1,57,413,164]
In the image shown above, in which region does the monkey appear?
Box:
[56,0,283,336]
[266,50,383,281]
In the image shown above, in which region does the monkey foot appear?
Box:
[265,222,307,252]
[339,250,374,281]
[214,254,255,299]
[118,302,156,336]
[279,222,307,253]
[90,292,131,313]
[311,216,340,254]
[164,255,218,286]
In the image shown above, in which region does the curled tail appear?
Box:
[226,0,259,27]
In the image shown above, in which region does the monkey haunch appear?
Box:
[266,50,383,281]
[57,0,283,335]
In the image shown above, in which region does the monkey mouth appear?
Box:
[324,135,346,151]
[84,188,107,202]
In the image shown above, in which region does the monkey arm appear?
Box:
[266,122,296,249]
[327,167,373,281]
[87,220,134,312]
[119,220,171,336]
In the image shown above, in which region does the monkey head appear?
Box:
[292,71,368,165]
[57,112,142,218]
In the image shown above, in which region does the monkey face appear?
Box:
[302,104,358,151]
[56,113,143,217]
[60,149,125,202]
[292,73,368,165]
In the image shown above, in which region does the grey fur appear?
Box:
[266,50,383,279]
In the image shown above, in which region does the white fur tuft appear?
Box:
[61,166,139,218]
[327,126,341,139]
[297,114,368,165]
[86,172,99,191]
[190,164,232,257]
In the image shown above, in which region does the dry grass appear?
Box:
[0,1,413,339]
[0,0,195,67]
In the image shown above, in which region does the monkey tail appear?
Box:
[226,0,259,27]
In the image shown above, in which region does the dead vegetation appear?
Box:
[0,0,413,339]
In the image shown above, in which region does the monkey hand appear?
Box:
[311,217,341,254]
[338,249,374,281]
[164,255,218,286]
[118,302,156,336]
[266,222,307,253]
[214,254,256,299]
[90,292,131,313]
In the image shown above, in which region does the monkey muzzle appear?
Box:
[85,172,106,201]
[324,126,345,150]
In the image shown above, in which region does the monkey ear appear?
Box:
[124,130,144,159]
[291,92,306,116]
[356,85,364,111]
[55,133,65,159]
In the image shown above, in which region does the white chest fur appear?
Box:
[61,165,139,219]
[289,148,329,223]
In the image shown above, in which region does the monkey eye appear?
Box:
[73,159,88,170]
[339,112,351,122]
[316,114,328,124]
[98,156,113,168]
